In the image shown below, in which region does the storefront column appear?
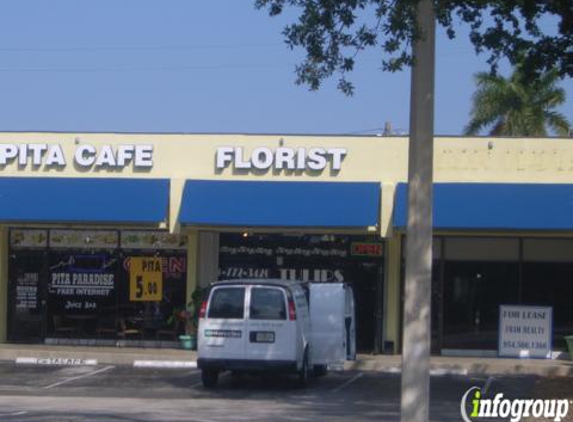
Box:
[198,232,219,287]
[186,231,199,304]
[0,228,7,343]
[169,178,185,234]
[384,234,402,354]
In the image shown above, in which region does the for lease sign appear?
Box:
[499,305,552,359]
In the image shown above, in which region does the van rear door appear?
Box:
[309,282,356,367]
[344,285,356,360]
[199,286,247,361]
[246,286,293,362]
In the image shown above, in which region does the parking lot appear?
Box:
[0,362,563,422]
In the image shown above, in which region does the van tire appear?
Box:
[313,364,328,377]
[201,369,219,388]
[230,371,244,379]
[230,371,244,385]
[297,351,309,388]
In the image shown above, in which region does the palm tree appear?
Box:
[464,65,571,137]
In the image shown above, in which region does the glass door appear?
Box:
[8,251,46,342]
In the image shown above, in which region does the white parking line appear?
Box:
[43,365,115,389]
[133,360,197,369]
[331,372,363,393]
[16,357,98,366]
[190,380,204,389]
[378,367,469,376]
[482,376,495,395]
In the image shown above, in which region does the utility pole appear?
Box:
[400,0,435,421]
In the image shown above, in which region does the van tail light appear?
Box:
[199,300,207,319]
[288,300,297,321]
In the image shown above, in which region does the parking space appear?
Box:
[0,362,384,397]
[0,362,556,422]
[0,362,495,398]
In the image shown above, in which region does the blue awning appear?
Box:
[394,183,573,230]
[0,177,169,224]
[179,180,380,228]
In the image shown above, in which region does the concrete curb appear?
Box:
[133,360,197,368]
[345,356,573,377]
[0,345,197,367]
[1,345,572,376]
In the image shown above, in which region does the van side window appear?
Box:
[208,287,245,319]
[250,288,286,320]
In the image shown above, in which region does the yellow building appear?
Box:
[1,132,572,357]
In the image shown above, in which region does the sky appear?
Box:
[0,1,570,136]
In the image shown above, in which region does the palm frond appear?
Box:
[465,63,570,137]
[545,111,572,136]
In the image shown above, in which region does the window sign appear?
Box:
[129,257,163,302]
[499,305,553,359]
[351,242,383,257]
[15,272,39,312]
[48,253,116,313]
[50,230,118,249]
[10,229,48,248]
[121,231,187,250]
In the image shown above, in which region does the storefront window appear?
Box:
[7,229,188,344]
[218,233,384,352]
[116,252,187,341]
[442,261,519,349]
[523,239,573,350]
[441,237,520,350]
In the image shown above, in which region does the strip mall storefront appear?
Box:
[8,229,187,346]
[0,133,572,356]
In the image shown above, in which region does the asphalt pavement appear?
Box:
[0,344,570,422]
[0,362,518,422]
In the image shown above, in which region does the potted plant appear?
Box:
[178,287,204,350]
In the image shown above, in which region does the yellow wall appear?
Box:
[2,134,572,181]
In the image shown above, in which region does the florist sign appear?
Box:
[0,143,153,170]
[215,146,347,172]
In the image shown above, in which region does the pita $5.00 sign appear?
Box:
[129,257,162,301]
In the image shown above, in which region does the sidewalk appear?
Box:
[1,343,572,376]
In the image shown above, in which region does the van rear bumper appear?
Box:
[197,358,298,373]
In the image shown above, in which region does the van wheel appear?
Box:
[230,371,244,385]
[313,364,328,377]
[201,369,219,388]
[297,352,309,388]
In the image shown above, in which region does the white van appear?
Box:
[197,279,355,388]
